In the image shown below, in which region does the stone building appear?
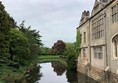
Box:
[77,0,118,82]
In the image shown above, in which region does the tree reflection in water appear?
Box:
[66,69,78,83]
[18,65,42,83]
[51,61,98,83]
[18,62,99,83]
[51,61,66,76]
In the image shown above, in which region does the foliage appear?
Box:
[0,1,16,62]
[40,47,50,55]
[64,43,77,70]
[64,31,81,70]
[51,40,65,55]
[19,21,43,60]
[0,2,43,82]
[76,30,81,54]
[10,28,30,65]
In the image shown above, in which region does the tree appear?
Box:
[19,21,43,59]
[51,40,65,55]
[64,43,77,70]
[0,1,16,66]
[40,47,50,55]
[64,31,81,70]
[10,28,30,65]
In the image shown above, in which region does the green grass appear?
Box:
[39,55,67,67]
[0,80,6,83]
[39,55,60,59]
[39,55,63,63]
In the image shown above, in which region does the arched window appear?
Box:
[112,34,118,57]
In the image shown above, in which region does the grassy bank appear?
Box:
[0,55,66,82]
[39,55,67,67]
[39,55,60,62]
[0,58,40,83]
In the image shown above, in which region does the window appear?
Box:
[92,14,104,40]
[94,47,103,59]
[112,4,118,23]
[84,32,86,43]
[112,34,118,57]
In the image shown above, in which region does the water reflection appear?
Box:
[24,66,42,83]
[19,62,98,83]
[51,62,66,76]
[66,69,78,83]
[18,65,42,83]
[77,72,99,83]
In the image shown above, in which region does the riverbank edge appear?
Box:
[77,63,118,83]
[0,55,66,83]
[39,55,67,68]
[0,57,42,83]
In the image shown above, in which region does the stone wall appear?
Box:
[77,61,106,82]
[110,73,118,83]
[77,63,118,83]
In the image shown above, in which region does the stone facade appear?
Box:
[77,0,118,82]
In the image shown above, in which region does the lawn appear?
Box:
[39,55,63,63]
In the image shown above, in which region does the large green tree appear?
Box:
[9,28,30,65]
[0,2,16,64]
[19,21,42,60]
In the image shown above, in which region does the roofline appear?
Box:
[76,0,115,29]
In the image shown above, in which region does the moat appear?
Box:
[20,62,98,83]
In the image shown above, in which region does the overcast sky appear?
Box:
[1,0,95,48]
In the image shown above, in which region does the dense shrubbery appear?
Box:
[64,43,77,70]
[40,47,50,55]
[64,31,81,70]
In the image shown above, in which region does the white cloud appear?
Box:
[1,0,95,47]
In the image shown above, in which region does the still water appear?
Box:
[21,62,98,83]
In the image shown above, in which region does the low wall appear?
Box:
[77,62,118,83]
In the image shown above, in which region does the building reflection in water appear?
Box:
[18,62,99,83]
[77,72,99,83]
[51,61,98,83]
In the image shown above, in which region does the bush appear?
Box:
[64,43,77,70]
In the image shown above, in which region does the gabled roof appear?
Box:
[91,0,110,16]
